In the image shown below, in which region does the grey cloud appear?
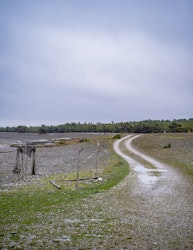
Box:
[0,1,193,126]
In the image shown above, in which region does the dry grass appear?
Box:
[132,133,193,179]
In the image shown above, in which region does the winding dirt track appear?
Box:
[111,134,193,249]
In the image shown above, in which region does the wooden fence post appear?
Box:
[95,142,100,177]
[76,148,84,189]
[21,149,24,180]
[31,148,36,175]
[15,149,20,170]
[13,149,20,175]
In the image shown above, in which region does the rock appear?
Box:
[53,235,71,242]
[45,142,55,147]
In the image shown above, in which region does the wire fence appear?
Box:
[0,141,110,187]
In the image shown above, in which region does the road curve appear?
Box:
[112,134,193,249]
[113,134,171,186]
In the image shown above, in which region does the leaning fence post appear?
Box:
[95,142,100,177]
[76,148,84,189]
[76,163,80,189]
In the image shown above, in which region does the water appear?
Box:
[133,165,168,186]
[113,135,168,187]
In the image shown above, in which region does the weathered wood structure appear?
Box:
[13,143,36,178]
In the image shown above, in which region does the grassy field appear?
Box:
[132,133,193,180]
[0,136,129,249]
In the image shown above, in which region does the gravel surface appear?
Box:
[1,133,193,249]
[0,133,109,188]
[45,134,193,249]
[102,135,193,249]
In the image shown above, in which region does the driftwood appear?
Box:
[49,180,61,189]
[61,177,100,181]
[0,149,17,153]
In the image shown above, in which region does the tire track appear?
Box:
[110,134,193,249]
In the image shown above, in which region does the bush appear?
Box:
[163,143,171,149]
[113,134,122,139]
[79,138,90,143]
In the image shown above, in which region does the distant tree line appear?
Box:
[0,119,193,134]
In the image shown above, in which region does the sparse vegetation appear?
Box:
[132,133,193,179]
[163,142,171,149]
[0,132,193,249]
[0,134,129,249]
[113,134,122,139]
[79,137,90,143]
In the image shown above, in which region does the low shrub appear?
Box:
[79,138,90,143]
[163,143,171,149]
[113,134,122,139]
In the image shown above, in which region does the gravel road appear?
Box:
[107,134,193,249]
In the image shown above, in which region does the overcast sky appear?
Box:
[0,0,193,126]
